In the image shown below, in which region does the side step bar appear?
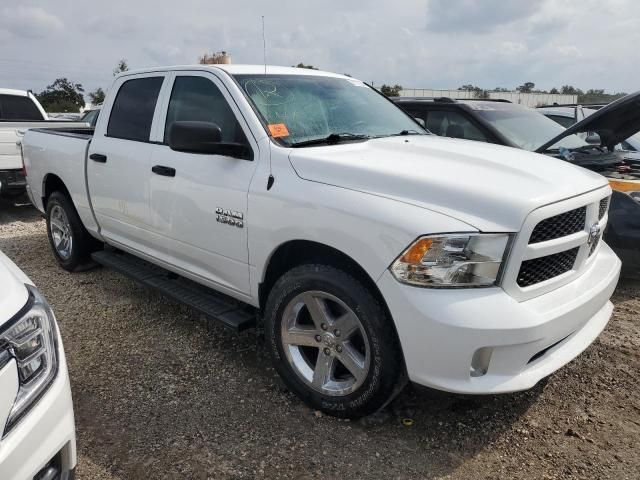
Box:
[91,250,257,332]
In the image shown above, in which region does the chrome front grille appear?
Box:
[517,247,579,287]
[529,207,586,244]
[502,189,611,300]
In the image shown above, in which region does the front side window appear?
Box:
[0,94,44,121]
[234,74,425,146]
[107,77,163,142]
[164,76,247,145]
[425,110,488,142]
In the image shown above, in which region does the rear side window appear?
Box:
[164,76,247,145]
[0,94,44,121]
[107,77,163,141]
[546,114,575,129]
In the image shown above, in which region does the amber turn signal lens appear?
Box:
[400,238,433,264]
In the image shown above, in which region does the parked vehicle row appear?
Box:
[394,94,640,272]
[20,65,620,418]
[0,89,88,198]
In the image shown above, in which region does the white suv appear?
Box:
[0,250,76,480]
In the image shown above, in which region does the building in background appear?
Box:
[198,51,231,64]
[399,88,577,107]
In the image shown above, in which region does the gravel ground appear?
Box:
[1,195,639,480]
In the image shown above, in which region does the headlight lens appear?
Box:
[1,285,58,435]
[390,234,511,287]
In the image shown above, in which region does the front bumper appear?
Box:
[0,169,26,195]
[0,335,77,480]
[379,242,621,394]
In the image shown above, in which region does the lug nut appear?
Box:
[334,329,341,337]
[323,348,331,355]
[336,345,343,353]
[315,335,322,342]
[321,323,328,330]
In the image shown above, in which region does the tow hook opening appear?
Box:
[470,347,493,378]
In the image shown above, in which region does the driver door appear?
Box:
[146,72,259,297]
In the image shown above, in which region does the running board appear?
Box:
[91,250,257,332]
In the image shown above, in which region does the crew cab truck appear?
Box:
[22,65,621,418]
[0,249,76,480]
[0,88,87,198]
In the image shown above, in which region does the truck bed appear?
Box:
[22,126,99,234]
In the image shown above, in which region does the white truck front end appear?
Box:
[380,188,619,393]
[0,251,76,480]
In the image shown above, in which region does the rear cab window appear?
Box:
[0,94,45,121]
[107,77,164,142]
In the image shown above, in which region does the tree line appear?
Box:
[34,59,129,113]
[456,82,627,104]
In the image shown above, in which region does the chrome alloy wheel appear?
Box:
[280,291,370,396]
[50,205,73,260]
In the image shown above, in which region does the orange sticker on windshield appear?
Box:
[268,123,289,138]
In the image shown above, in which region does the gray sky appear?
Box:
[1,0,638,97]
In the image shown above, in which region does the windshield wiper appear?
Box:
[289,132,371,148]
[377,129,424,138]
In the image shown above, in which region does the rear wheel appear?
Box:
[46,191,100,271]
[264,264,405,418]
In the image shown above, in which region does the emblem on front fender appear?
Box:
[216,207,244,228]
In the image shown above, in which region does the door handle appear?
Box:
[90,153,107,163]
[152,165,176,177]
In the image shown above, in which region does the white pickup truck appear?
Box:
[22,65,621,418]
[0,89,87,198]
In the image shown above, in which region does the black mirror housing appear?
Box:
[168,121,253,160]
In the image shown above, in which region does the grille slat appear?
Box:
[529,207,586,244]
[599,197,609,220]
[517,247,579,288]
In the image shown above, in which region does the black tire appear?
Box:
[45,191,100,271]
[264,264,406,418]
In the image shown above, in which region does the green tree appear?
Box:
[380,84,403,97]
[88,87,105,105]
[560,85,583,96]
[36,78,85,113]
[113,59,129,76]
[517,82,535,93]
[549,87,559,94]
[293,62,318,70]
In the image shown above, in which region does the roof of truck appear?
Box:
[0,88,29,97]
[117,64,349,79]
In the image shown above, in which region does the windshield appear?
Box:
[234,74,425,146]
[467,102,588,151]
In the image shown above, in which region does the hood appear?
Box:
[536,90,640,153]
[0,250,31,326]
[289,135,608,231]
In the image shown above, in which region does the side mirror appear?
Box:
[585,132,601,145]
[169,121,252,159]
[414,117,426,128]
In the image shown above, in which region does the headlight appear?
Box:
[1,285,58,435]
[390,234,512,287]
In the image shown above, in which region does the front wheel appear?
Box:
[264,264,406,418]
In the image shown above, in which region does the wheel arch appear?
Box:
[258,240,404,357]
[42,173,71,208]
